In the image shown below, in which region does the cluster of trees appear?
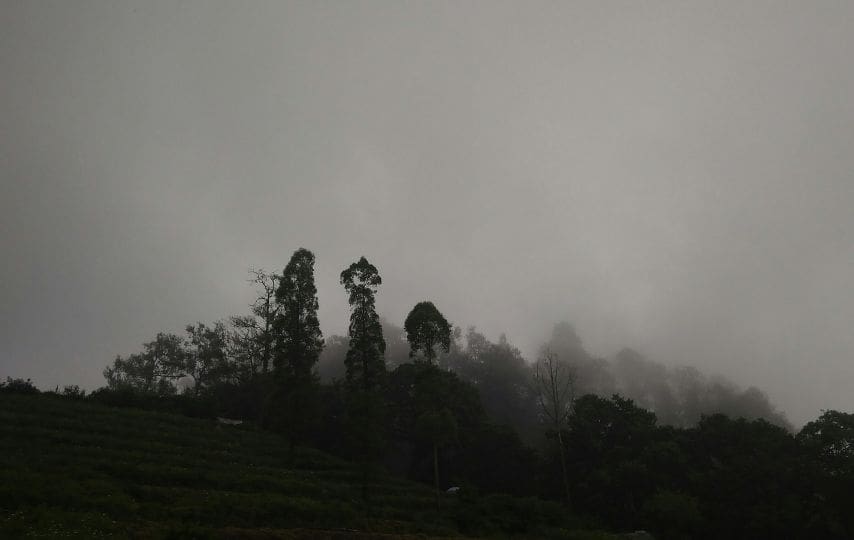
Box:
[320,320,791,443]
[102,249,463,498]
[96,248,853,538]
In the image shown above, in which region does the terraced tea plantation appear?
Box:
[0,393,612,539]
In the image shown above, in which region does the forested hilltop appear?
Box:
[5,248,853,538]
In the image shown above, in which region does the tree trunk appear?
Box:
[433,442,440,510]
[557,429,571,509]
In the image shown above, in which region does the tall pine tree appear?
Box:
[270,248,324,449]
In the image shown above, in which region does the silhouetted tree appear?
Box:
[340,256,387,496]
[404,301,451,364]
[274,250,323,378]
[534,350,575,508]
[318,319,409,381]
[387,361,486,497]
[270,248,324,448]
[341,257,386,392]
[183,322,232,394]
[104,332,185,395]
[230,268,281,375]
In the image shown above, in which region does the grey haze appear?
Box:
[2,1,853,426]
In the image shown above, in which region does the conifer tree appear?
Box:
[274,248,324,380]
[270,248,324,448]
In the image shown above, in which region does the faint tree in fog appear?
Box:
[404,301,451,364]
[450,329,539,442]
[613,348,791,430]
[534,350,575,508]
[543,321,615,397]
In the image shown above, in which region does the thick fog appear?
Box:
[2,2,853,427]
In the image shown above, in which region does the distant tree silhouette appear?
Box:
[404,301,451,364]
[534,350,575,508]
[230,268,281,375]
[543,322,615,397]
[340,256,387,497]
[446,329,540,442]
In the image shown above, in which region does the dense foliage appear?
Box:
[404,301,452,363]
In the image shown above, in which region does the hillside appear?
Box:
[0,393,611,539]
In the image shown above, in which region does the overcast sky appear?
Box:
[2,1,853,426]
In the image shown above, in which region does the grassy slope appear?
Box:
[0,393,613,539]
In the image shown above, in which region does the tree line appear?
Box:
[83,247,852,539]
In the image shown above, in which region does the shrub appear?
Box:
[0,377,39,394]
[62,385,86,399]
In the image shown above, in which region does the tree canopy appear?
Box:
[340,256,386,392]
[404,301,451,363]
[274,248,323,382]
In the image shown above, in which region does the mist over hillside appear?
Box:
[319,318,791,438]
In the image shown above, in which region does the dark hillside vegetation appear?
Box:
[0,392,612,539]
[5,252,853,539]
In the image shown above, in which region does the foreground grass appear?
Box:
[0,393,614,539]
